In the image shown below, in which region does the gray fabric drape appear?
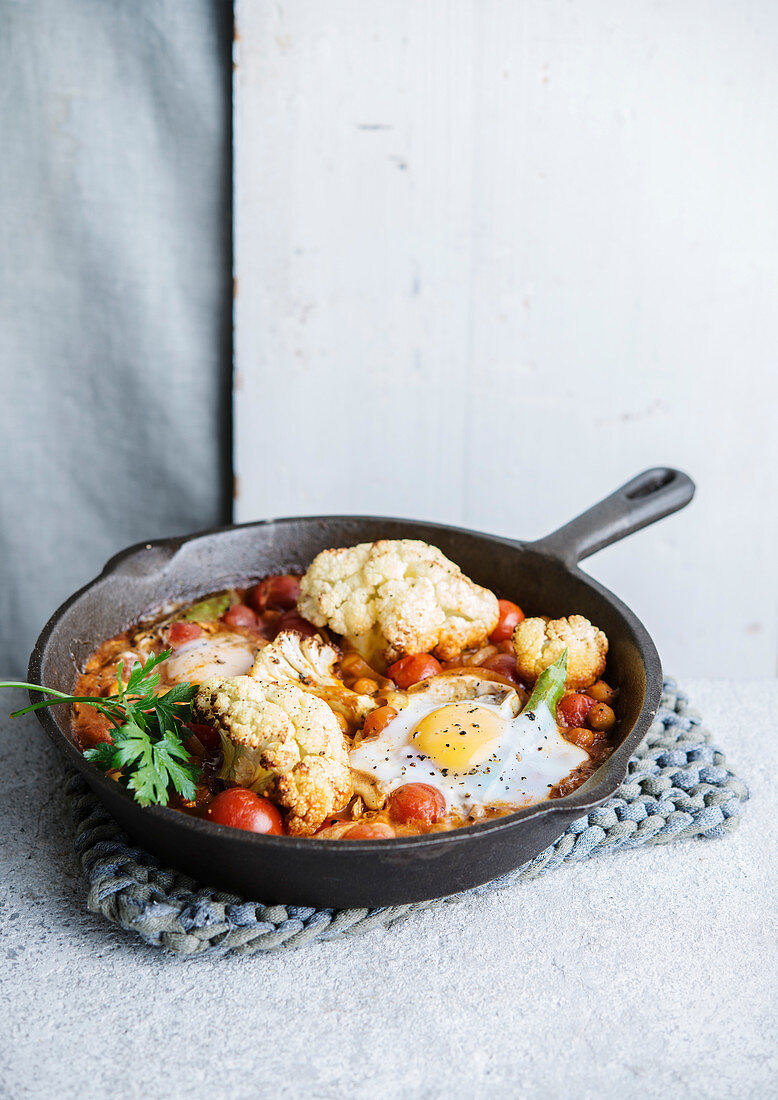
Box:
[0,0,233,676]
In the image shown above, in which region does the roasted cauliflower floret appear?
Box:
[250,630,376,722]
[193,676,352,835]
[512,615,608,689]
[297,539,499,663]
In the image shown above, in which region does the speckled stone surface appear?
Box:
[1,680,776,1099]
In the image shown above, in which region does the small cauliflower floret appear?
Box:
[193,676,352,835]
[250,631,376,723]
[512,615,608,689]
[297,539,499,663]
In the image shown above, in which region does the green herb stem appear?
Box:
[0,651,200,808]
[521,648,568,718]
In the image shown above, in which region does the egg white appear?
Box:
[349,691,589,817]
[160,634,259,683]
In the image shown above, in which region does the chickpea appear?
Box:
[587,702,616,733]
[340,652,366,675]
[564,726,596,750]
[588,680,616,705]
[352,677,379,695]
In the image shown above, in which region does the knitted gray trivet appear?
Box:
[66,679,748,957]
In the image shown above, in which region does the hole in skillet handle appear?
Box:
[624,468,677,500]
[530,466,696,566]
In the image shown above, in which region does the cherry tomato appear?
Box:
[489,599,525,644]
[341,822,395,840]
[362,705,399,739]
[222,603,259,630]
[169,621,204,647]
[272,609,319,639]
[315,816,338,834]
[246,575,300,613]
[388,783,446,825]
[186,722,221,750]
[587,702,616,732]
[206,788,285,834]
[481,652,524,687]
[387,653,442,689]
[557,693,596,729]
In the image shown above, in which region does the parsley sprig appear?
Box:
[0,650,200,807]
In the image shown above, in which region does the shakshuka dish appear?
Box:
[72,539,619,839]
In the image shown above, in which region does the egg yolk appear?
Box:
[410,703,505,772]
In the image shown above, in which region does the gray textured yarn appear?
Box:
[66,680,748,957]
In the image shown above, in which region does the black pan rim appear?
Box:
[28,513,662,853]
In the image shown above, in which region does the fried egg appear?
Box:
[160,634,259,683]
[349,675,588,817]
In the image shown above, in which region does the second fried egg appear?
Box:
[349,683,589,817]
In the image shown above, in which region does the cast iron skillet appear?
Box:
[30,467,694,908]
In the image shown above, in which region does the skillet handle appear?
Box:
[530,467,695,566]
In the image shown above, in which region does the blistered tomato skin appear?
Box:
[341,822,396,840]
[206,789,285,834]
[169,621,204,647]
[489,600,525,644]
[186,722,221,750]
[557,693,596,729]
[481,652,524,687]
[388,783,446,825]
[387,654,442,689]
[222,604,259,630]
[246,575,300,614]
[271,610,320,639]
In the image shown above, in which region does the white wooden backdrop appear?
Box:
[234,0,778,679]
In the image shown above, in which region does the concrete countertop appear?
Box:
[1,679,775,1099]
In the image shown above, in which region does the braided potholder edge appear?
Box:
[66,679,749,957]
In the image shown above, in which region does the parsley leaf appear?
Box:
[0,649,200,808]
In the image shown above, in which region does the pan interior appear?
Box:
[37,517,648,761]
